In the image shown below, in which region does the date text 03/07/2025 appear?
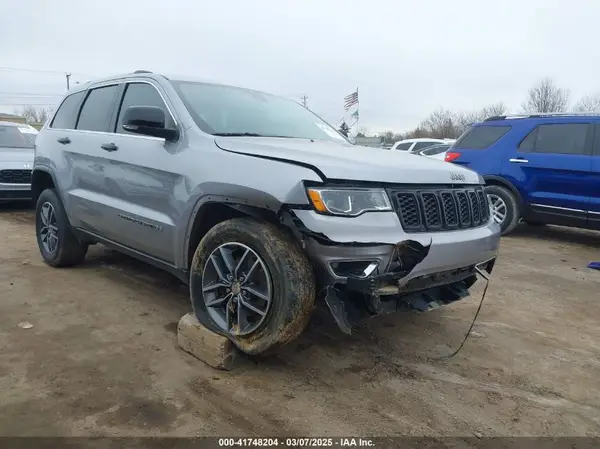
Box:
[218,438,376,447]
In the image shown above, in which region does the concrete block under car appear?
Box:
[177,313,243,370]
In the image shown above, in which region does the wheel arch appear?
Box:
[31,167,59,204]
[483,175,524,209]
[181,197,283,271]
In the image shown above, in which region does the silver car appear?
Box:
[0,121,36,201]
[32,71,501,355]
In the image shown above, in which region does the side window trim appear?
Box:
[114,80,179,134]
[594,124,600,157]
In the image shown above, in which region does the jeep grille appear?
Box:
[389,186,489,232]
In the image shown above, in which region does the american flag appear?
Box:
[344,89,359,111]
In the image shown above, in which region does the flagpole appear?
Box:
[356,87,359,133]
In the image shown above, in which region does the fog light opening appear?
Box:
[329,260,379,278]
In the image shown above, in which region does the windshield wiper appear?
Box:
[213,132,266,137]
[213,132,294,138]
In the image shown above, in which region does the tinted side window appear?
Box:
[50,91,85,129]
[395,142,412,151]
[518,127,538,151]
[532,124,588,155]
[423,145,448,155]
[76,85,119,132]
[413,141,437,151]
[454,125,511,149]
[116,83,174,134]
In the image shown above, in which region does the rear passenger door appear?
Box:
[503,122,593,227]
[65,83,122,235]
[589,124,600,229]
[98,81,183,263]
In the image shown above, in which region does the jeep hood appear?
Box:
[214,137,480,184]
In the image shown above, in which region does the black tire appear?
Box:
[189,217,316,355]
[486,185,520,235]
[35,188,88,267]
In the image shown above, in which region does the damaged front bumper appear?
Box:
[287,209,501,333]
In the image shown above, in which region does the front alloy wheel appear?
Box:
[487,193,507,226]
[202,242,272,336]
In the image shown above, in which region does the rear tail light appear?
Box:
[445,151,461,162]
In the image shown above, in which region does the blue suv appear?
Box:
[445,113,600,235]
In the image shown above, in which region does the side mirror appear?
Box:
[122,106,179,141]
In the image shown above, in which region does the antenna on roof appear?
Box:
[133,70,153,74]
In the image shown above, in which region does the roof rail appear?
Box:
[485,112,600,121]
[133,70,153,74]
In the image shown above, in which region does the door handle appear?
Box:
[509,158,528,164]
[57,137,71,145]
[101,143,118,152]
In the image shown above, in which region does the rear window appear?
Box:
[454,125,511,150]
[0,125,38,149]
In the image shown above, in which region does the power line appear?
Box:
[0,93,63,98]
[0,103,58,106]
[0,66,95,78]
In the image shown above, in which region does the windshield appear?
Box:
[171,80,348,143]
[0,124,38,149]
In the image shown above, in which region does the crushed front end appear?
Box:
[283,183,501,334]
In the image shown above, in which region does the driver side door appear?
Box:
[99,81,184,263]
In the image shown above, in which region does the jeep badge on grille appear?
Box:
[450,172,465,181]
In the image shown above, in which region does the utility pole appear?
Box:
[65,73,71,90]
[301,95,308,108]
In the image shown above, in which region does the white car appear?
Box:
[391,138,455,153]
[415,143,452,161]
[0,121,37,202]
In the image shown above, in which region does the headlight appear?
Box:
[306,187,392,216]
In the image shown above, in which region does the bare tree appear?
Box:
[14,106,53,123]
[456,102,508,133]
[573,93,600,112]
[522,78,569,113]
[420,108,461,138]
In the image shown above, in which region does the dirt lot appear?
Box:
[1,204,600,438]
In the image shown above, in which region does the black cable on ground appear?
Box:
[432,266,491,361]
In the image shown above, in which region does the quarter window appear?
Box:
[50,91,85,129]
[76,85,119,132]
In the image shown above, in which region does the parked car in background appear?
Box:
[391,138,448,153]
[0,121,37,202]
[416,143,451,161]
[445,113,600,235]
[32,70,499,355]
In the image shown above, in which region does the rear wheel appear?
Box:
[35,189,88,267]
[486,185,520,235]
[189,218,316,355]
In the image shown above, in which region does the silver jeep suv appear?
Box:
[33,71,501,354]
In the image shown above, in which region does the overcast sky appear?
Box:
[1,0,599,133]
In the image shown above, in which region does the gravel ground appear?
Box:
[1,204,599,437]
